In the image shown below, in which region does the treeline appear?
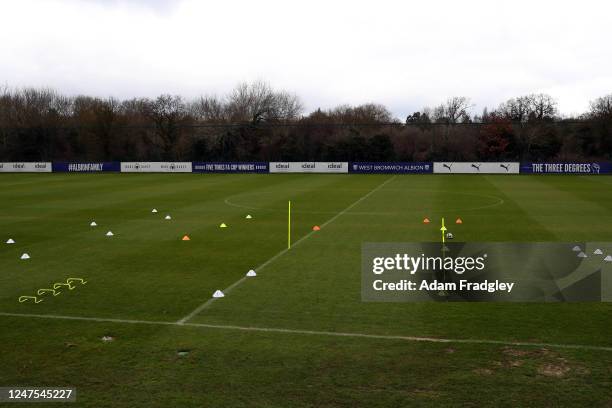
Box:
[0,82,611,162]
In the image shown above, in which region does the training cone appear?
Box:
[220,223,227,228]
[20,253,30,260]
[604,255,612,262]
[165,215,172,220]
[106,231,114,237]
[212,290,225,298]
[246,215,252,219]
[572,245,581,252]
[577,252,587,258]
[312,225,321,231]
[152,209,158,213]
[423,218,430,224]
[182,235,190,241]
[6,238,15,244]
[594,249,603,255]
[246,269,257,277]
[90,221,97,227]
[455,218,463,224]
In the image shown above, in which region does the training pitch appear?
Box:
[1,173,611,407]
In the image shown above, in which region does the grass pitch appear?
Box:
[1,173,611,407]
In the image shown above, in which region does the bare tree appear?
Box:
[226,81,303,123]
[328,103,396,123]
[430,97,472,124]
[190,95,227,122]
[589,94,612,119]
[497,94,557,123]
[527,93,557,121]
[497,96,532,123]
[144,95,190,159]
[273,90,304,121]
[93,97,121,158]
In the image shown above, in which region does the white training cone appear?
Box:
[6,238,15,244]
[594,249,603,255]
[577,252,587,258]
[106,231,114,237]
[20,253,30,260]
[572,245,581,252]
[604,255,612,262]
[90,221,97,227]
[165,215,172,220]
[212,290,225,298]
[246,215,252,219]
[246,269,257,277]
[152,209,158,213]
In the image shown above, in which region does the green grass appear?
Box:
[1,173,611,407]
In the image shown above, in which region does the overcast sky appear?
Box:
[1,0,611,118]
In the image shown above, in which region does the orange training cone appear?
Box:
[423,218,430,224]
[455,218,463,224]
[182,235,191,241]
[312,225,321,231]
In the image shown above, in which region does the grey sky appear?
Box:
[1,0,611,118]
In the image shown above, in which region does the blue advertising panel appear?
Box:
[520,162,611,174]
[52,162,121,172]
[350,162,433,174]
[192,162,269,173]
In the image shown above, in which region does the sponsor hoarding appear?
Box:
[6,161,610,175]
[0,162,52,172]
[120,162,192,173]
[52,162,121,172]
[192,162,269,173]
[350,162,433,174]
[520,162,611,174]
[434,162,519,174]
[269,162,348,173]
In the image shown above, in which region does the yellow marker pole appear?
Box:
[440,217,447,244]
[288,201,291,249]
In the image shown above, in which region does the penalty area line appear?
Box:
[1,311,611,352]
[176,175,397,325]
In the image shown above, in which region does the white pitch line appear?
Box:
[177,175,397,325]
[0,312,175,326]
[1,312,611,352]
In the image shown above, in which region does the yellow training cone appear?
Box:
[220,223,227,228]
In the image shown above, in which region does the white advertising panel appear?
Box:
[120,162,192,173]
[434,162,519,174]
[269,162,348,173]
[0,162,52,172]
